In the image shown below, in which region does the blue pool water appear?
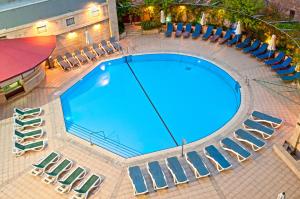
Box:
[61,54,241,157]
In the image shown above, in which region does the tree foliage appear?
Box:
[144,0,175,12]
[223,0,265,16]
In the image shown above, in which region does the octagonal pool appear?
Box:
[61,53,241,157]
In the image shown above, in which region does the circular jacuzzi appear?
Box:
[61,53,241,157]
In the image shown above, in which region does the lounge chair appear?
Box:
[30,151,61,176]
[265,51,285,65]
[74,50,88,64]
[192,24,201,39]
[243,39,260,53]
[251,111,283,129]
[13,140,47,157]
[281,72,300,81]
[234,129,265,151]
[210,27,223,42]
[220,138,251,162]
[256,50,275,60]
[55,166,87,194]
[185,151,210,178]
[165,156,189,185]
[147,161,168,190]
[65,52,80,67]
[43,158,73,184]
[202,25,214,40]
[101,40,114,54]
[251,43,268,57]
[243,119,274,139]
[271,57,292,70]
[276,65,296,76]
[14,128,44,142]
[204,145,232,172]
[218,29,232,44]
[83,47,97,61]
[183,23,192,38]
[57,55,71,70]
[236,37,251,49]
[109,36,122,51]
[128,166,148,196]
[14,107,42,119]
[14,117,43,130]
[71,174,103,199]
[92,43,105,57]
[227,34,241,46]
[165,23,173,37]
[175,23,183,37]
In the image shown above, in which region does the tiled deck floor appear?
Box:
[0,34,300,199]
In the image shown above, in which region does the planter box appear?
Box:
[142,28,160,35]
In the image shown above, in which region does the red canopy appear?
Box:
[0,36,56,83]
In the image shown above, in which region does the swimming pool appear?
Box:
[61,53,241,158]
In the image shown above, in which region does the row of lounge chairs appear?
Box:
[128,111,283,195]
[30,151,104,199]
[56,37,122,71]
[13,107,47,157]
[165,23,300,81]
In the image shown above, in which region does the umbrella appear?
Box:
[160,10,165,24]
[268,34,276,51]
[235,21,242,35]
[84,30,93,45]
[200,13,206,26]
[295,63,300,72]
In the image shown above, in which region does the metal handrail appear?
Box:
[64,120,142,157]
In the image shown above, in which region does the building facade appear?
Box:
[266,0,300,21]
[0,0,119,56]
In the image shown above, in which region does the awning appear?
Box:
[0,36,56,83]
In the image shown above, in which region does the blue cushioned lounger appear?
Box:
[147,161,168,190]
[243,119,274,139]
[210,27,223,42]
[257,50,275,60]
[227,34,241,46]
[265,51,285,65]
[128,166,148,196]
[271,57,292,70]
[183,23,192,38]
[202,26,214,40]
[276,66,296,76]
[166,157,189,185]
[220,138,251,162]
[218,29,232,44]
[236,37,251,49]
[185,151,210,178]
[281,72,300,81]
[175,23,183,37]
[192,24,202,39]
[204,145,232,172]
[165,23,173,37]
[234,129,265,151]
[251,111,283,128]
[251,43,268,56]
[243,39,260,53]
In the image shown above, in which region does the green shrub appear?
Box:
[141,21,161,30]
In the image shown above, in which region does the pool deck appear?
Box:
[0,33,300,199]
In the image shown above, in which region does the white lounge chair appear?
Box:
[250,111,283,129]
[42,158,73,184]
[13,140,47,157]
[30,151,61,176]
[14,128,44,142]
[14,117,43,130]
[204,145,232,172]
[71,174,103,199]
[220,138,251,162]
[14,107,42,119]
[55,166,87,194]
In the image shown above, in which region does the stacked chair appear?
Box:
[13,107,47,157]
[128,111,283,196]
[56,37,123,71]
[30,151,104,199]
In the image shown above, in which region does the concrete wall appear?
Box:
[268,0,300,21]
[108,0,119,39]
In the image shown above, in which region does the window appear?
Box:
[66,17,75,26]
[289,10,295,19]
